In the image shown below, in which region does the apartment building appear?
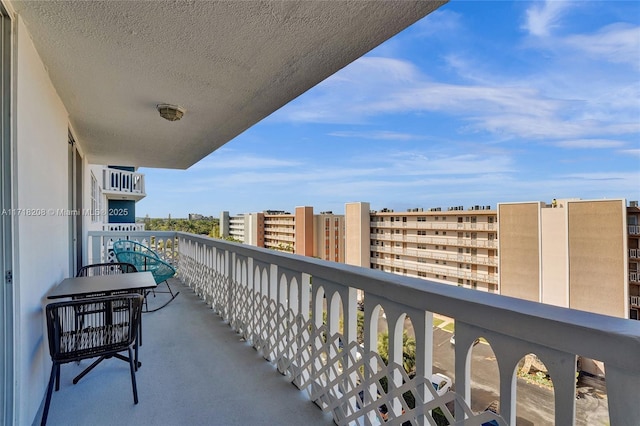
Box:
[630,202,640,319]
[87,164,146,233]
[345,202,499,292]
[220,207,345,261]
[314,211,346,263]
[498,198,635,320]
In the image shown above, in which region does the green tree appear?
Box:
[377,331,417,375]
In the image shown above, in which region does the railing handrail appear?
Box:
[102,167,145,194]
[173,231,640,372]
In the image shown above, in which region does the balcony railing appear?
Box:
[630,272,639,283]
[102,223,146,232]
[87,231,640,425]
[629,225,640,235]
[102,167,146,199]
[630,248,639,259]
[631,296,640,307]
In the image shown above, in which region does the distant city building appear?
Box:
[220,207,345,261]
[345,202,498,292]
[221,197,639,322]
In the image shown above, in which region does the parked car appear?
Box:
[481,400,500,426]
[430,373,452,396]
[450,334,480,346]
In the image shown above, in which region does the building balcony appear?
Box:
[630,248,639,259]
[629,225,640,235]
[630,271,639,283]
[631,295,640,307]
[102,167,146,201]
[83,231,640,425]
[102,223,146,232]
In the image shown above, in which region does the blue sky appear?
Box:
[137,0,640,218]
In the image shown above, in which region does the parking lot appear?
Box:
[376,312,610,425]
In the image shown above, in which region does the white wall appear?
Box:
[14,15,70,424]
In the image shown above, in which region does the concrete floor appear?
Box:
[41,279,335,426]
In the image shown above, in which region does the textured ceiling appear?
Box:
[13,1,445,169]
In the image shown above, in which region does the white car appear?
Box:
[431,373,452,396]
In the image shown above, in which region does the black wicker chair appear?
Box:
[75,262,144,352]
[76,262,138,279]
[41,294,144,426]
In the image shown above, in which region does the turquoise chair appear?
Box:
[113,240,160,259]
[114,244,179,312]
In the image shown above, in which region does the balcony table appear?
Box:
[46,271,156,382]
[47,271,157,300]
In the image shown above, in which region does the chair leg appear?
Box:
[127,347,139,404]
[55,363,61,391]
[41,364,58,426]
[72,356,106,384]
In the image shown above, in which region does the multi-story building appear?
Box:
[220,207,345,260]
[629,202,640,319]
[345,201,499,292]
[498,198,632,320]
[314,211,346,263]
[87,164,146,233]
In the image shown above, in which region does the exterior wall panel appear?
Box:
[568,200,626,317]
[16,16,71,424]
[498,203,540,301]
[540,207,568,307]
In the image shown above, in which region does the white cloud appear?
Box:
[618,148,640,157]
[191,153,302,170]
[564,23,640,69]
[327,130,421,141]
[522,0,572,37]
[554,139,626,149]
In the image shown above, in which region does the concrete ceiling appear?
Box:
[13,1,445,169]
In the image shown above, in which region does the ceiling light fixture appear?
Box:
[157,104,186,121]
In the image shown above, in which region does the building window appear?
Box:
[417,216,426,222]
[418,230,426,236]
[418,272,427,277]
[435,216,439,221]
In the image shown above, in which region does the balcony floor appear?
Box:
[43,279,335,426]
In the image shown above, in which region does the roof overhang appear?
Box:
[12,0,446,169]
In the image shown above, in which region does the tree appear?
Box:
[376,331,417,375]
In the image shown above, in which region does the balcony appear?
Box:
[80,230,640,425]
[630,248,639,259]
[629,225,640,235]
[43,277,334,426]
[102,167,146,201]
